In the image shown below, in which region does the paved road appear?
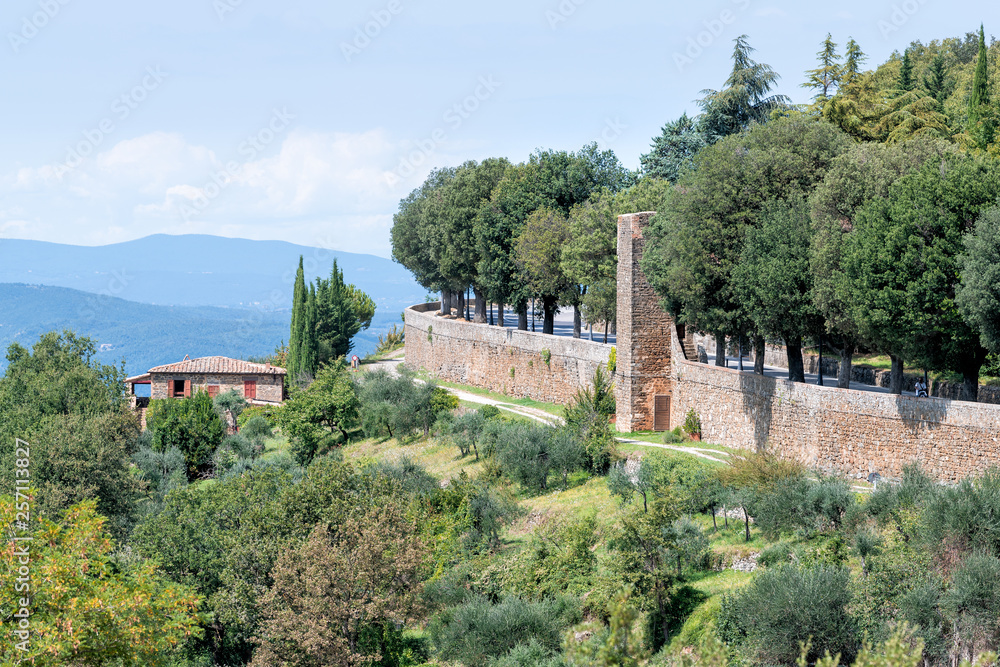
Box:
[450,304,615,345]
[704,351,917,397]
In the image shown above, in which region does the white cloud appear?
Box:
[0,127,442,256]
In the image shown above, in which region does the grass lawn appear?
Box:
[342,433,485,483]
[415,373,566,417]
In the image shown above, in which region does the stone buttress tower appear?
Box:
[615,212,676,433]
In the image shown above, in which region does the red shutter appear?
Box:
[183,380,191,397]
[207,385,219,398]
[244,380,257,399]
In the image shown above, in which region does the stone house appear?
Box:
[126,356,286,408]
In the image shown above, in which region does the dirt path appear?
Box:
[366,352,732,465]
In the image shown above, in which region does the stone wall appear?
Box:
[150,372,283,403]
[670,331,1000,482]
[404,303,614,405]
[615,212,676,433]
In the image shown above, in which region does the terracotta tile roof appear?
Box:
[148,356,286,376]
[125,373,151,384]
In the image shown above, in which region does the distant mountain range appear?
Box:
[0,235,425,376]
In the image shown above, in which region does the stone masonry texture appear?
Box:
[614,212,676,433]
[404,303,614,405]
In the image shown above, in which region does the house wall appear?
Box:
[404,303,614,405]
[149,372,283,403]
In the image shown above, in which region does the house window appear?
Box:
[172,379,187,398]
[243,379,257,399]
[207,385,220,398]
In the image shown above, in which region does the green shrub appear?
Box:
[942,553,1000,655]
[682,408,701,435]
[241,415,273,440]
[922,468,1000,559]
[146,392,226,480]
[718,564,856,665]
[487,637,564,667]
[237,404,280,429]
[758,542,793,567]
[663,427,686,444]
[480,404,502,421]
[430,596,566,664]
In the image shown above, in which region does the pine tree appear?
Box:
[803,33,841,104]
[842,38,866,86]
[923,53,949,106]
[288,257,307,381]
[897,49,914,92]
[699,35,791,139]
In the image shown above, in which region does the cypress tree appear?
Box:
[970,24,990,113]
[288,257,307,381]
[302,283,318,377]
[967,24,994,149]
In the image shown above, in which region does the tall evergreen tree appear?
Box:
[803,33,842,104]
[699,35,791,139]
[922,53,949,109]
[302,282,318,377]
[288,257,308,381]
[967,24,995,149]
[897,49,914,92]
[842,38,866,86]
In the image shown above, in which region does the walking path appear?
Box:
[367,350,730,465]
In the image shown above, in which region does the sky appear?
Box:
[0,0,988,258]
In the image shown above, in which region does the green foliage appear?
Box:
[0,331,142,539]
[241,414,272,440]
[718,563,856,665]
[753,475,854,540]
[0,498,203,666]
[641,113,708,181]
[803,33,842,106]
[376,323,405,354]
[356,366,442,441]
[699,35,791,139]
[133,443,188,514]
[485,421,584,493]
[607,347,616,374]
[236,403,280,429]
[430,596,570,665]
[842,151,1000,397]
[958,206,1000,355]
[682,409,701,436]
[942,553,1000,657]
[542,349,552,366]
[212,389,247,428]
[563,587,648,666]
[147,391,226,480]
[280,360,359,464]
[288,256,376,381]
[921,468,1000,559]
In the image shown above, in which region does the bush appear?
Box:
[357,367,439,440]
[146,392,226,479]
[682,409,701,436]
[488,638,564,667]
[485,422,585,493]
[942,553,1000,657]
[448,410,487,459]
[237,404,280,429]
[367,457,439,497]
[753,476,854,540]
[241,415,273,440]
[758,542,794,567]
[922,468,1000,560]
[430,596,566,665]
[718,564,856,665]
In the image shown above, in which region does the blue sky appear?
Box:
[0,0,986,257]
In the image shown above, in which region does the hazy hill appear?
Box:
[0,234,425,312]
[0,283,397,377]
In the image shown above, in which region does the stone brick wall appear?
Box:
[669,331,1000,483]
[404,303,614,405]
[615,212,676,433]
[150,372,283,403]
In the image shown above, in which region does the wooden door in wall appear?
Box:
[653,395,670,431]
[244,380,257,399]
